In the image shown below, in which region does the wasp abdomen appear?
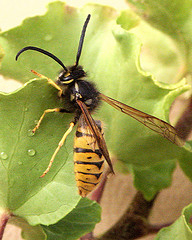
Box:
[74,120,105,197]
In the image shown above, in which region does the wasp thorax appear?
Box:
[68,80,100,111]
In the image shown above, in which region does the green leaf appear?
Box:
[127,0,192,37]
[0,79,81,225]
[0,2,119,83]
[0,1,79,82]
[116,10,140,30]
[155,203,192,240]
[130,161,176,200]
[42,198,101,240]
[9,216,46,240]
[179,141,192,181]
[0,1,191,202]
[8,198,101,240]
[116,1,192,197]
[126,0,192,70]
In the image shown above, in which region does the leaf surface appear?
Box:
[0,79,81,225]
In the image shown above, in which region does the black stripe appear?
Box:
[76,171,102,179]
[76,131,92,138]
[78,186,91,192]
[75,160,104,170]
[77,179,98,186]
[74,148,102,158]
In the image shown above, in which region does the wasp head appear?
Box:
[57,65,86,85]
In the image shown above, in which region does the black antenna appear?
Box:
[16,46,68,72]
[75,14,91,67]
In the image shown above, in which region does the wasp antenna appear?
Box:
[16,46,68,72]
[75,14,91,67]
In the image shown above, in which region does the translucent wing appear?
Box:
[76,100,114,173]
[99,93,185,147]
[77,115,101,151]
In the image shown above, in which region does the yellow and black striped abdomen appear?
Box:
[74,120,105,197]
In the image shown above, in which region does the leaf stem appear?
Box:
[0,211,12,240]
[90,169,110,203]
[148,222,173,233]
[80,232,96,240]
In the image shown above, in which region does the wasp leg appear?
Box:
[31,69,63,97]
[32,108,71,133]
[40,121,75,178]
[33,108,59,133]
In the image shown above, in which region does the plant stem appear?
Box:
[99,191,158,240]
[175,96,192,140]
[80,232,96,240]
[0,211,12,240]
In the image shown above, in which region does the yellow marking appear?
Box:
[64,72,70,77]
[31,69,63,97]
[74,152,102,162]
[75,172,102,184]
[40,122,75,177]
[74,136,98,149]
[62,79,74,84]
[75,82,79,92]
[32,108,61,133]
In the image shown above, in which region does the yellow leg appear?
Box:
[40,122,75,178]
[32,108,61,133]
[31,69,63,96]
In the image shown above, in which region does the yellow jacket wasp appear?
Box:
[16,14,184,197]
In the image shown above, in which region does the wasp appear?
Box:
[16,14,184,197]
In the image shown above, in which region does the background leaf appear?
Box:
[127,0,192,38]
[155,203,192,239]
[179,144,192,181]
[130,161,176,200]
[126,0,192,75]
[9,216,46,240]
[8,198,101,240]
[0,1,191,205]
[42,198,101,240]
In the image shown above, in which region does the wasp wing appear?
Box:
[99,93,185,147]
[76,100,114,174]
[77,115,99,151]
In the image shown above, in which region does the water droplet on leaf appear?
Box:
[27,149,36,156]
[44,34,53,41]
[0,152,8,160]
[28,129,35,137]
